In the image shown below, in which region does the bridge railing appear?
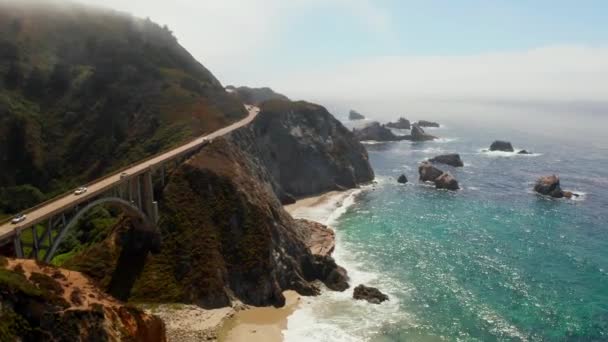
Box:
[0,133,212,227]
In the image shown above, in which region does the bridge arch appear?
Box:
[44,197,159,262]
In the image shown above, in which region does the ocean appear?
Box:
[284,112,608,341]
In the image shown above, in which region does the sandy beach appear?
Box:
[218,291,301,342]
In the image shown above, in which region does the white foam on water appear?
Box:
[285,185,408,342]
[478,149,542,158]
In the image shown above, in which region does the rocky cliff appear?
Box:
[230,100,374,204]
[0,257,165,341]
[58,99,371,309]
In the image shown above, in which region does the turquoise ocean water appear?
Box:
[285,113,608,342]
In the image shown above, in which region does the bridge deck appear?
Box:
[0,105,259,241]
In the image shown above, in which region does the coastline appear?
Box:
[219,189,362,342]
[145,189,360,342]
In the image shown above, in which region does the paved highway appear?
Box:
[0,105,260,241]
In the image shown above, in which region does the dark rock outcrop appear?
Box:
[225,85,289,105]
[489,140,514,152]
[534,175,565,198]
[232,100,375,202]
[397,174,408,184]
[419,162,459,191]
[410,124,437,141]
[386,117,411,130]
[349,110,365,120]
[353,284,389,304]
[417,120,440,128]
[429,154,464,167]
[434,172,460,190]
[353,122,407,142]
[419,161,443,182]
[0,259,166,342]
[518,150,532,155]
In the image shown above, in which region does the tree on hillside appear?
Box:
[4,62,23,89]
[48,63,71,95]
[24,67,47,99]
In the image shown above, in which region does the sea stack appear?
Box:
[349,110,365,120]
[534,175,568,198]
[418,162,460,190]
[489,140,514,152]
[417,120,440,128]
[386,117,411,130]
[397,174,408,184]
[429,154,464,167]
[353,284,389,304]
[410,124,437,141]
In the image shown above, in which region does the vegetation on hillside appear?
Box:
[0,1,246,216]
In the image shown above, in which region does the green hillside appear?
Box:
[0,1,246,216]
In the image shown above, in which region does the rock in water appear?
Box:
[489,140,514,152]
[429,154,464,167]
[417,120,440,128]
[419,161,443,182]
[435,172,460,190]
[353,122,407,141]
[518,150,532,155]
[397,174,408,184]
[410,124,437,141]
[534,175,564,198]
[386,117,411,130]
[349,110,365,120]
[353,284,389,304]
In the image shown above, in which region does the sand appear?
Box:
[218,291,301,342]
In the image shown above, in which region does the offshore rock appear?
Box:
[534,175,564,198]
[429,154,464,167]
[353,284,389,304]
[353,121,406,142]
[397,174,408,184]
[419,161,443,182]
[417,120,440,128]
[490,140,514,152]
[410,124,437,141]
[386,117,411,130]
[349,110,365,120]
[434,172,460,190]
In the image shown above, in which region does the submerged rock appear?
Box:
[353,284,389,304]
[410,124,437,141]
[397,174,408,184]
[489,140,514,152]
[418,161,443,182]
[518,150,532,155]
[429,154,464,167]
[349,110,365,120]
[534,175,564,198]
[386,117,411,130]
[417,120,440,128]
[435,172,460,190]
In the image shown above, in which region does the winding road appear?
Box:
[0,105,260,242]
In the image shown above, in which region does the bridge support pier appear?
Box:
[140,170,155,220]
[13,230,23,258]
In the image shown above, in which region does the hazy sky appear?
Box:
[73,0,608,119]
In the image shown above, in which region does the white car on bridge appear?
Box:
[11,214,26,224]
[74,187,88,195]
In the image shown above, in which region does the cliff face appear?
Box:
[126,138,346,307]
[58,100,371,309]
[230,100,374,203]
[0,258,165,342]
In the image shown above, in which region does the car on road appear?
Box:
[11,214,26,224]
[120,172,129,179]
[74,187,88,195]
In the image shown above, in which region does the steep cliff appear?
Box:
[230,100,374,203]
[0,258,165,341]
[57,99,371,309]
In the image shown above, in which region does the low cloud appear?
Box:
[271,45,608,113]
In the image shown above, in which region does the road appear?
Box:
[0,105,260,241]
